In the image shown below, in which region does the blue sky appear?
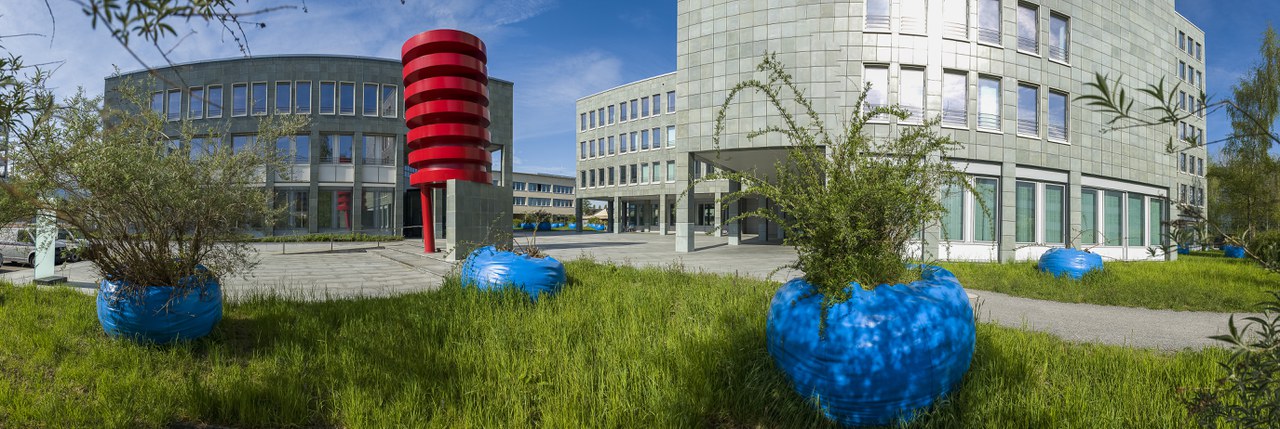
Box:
[0,0,1270,171]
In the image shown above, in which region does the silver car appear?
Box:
[0,227,70,267]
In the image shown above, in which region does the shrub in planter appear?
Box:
[3,79,305,343]
[97,267,222,344]
[1037,248,1104,280]
[696,54,976,426]
[460,246,565,301]
[1224,244,1247,259]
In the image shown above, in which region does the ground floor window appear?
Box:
[697,203,715,226]
[941,176,998,242]
[1081,187,1164,247]
[318,189,354,231]
[274,189,309,230]
[362,189,394,232]
[1014,180,1065,244]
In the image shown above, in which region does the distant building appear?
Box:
[502,172,577,220]
[104,55,515,238]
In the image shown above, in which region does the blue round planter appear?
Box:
[460,246,566,301]
[766,266,976,427]
[1038,248,1104,280]
[96,270,222,344]
[1223,245,1246,259]
[1177,246,1190,255]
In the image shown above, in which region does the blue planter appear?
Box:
[767,266,976,427]
[460,246,566,301]
[96,270,222,344]
[1177,246,1190,255]
[1223,245,1246,259]
[1038,248,1104,280]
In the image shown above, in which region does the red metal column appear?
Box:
[401,29,493,253]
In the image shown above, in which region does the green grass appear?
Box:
[941,255,1280,313]
[0,261,1225,428]
[247,232,404,243]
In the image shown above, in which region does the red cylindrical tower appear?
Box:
[402,30,493,253]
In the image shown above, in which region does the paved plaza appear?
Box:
[1,232,1254,350]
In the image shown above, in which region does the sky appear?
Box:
[0,0,1272,172]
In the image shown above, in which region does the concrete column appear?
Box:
[675,153,696,252]
[727,181,741,245]
[638,201,648,232]
[574,198,584,233]
[998,161,1017,262]
[502,146,514,188]
[307,129,321,234]
[394,134,406,235]
[351,132,364,233]
[613,196,622,234]
[713,192,723,236]
[659,193,669,235]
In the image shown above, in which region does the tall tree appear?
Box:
[1213,26,1280,236]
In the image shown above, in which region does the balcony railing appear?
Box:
[1017,119,1039,136]
[1017,35,1038,53]
[942,108,967,126]
[900,106,925,123]
[865,15,890,31]
[978,27,1000,44]
[1048,124,1067,141]
[943,22,968,39]
[977,113,1000,130]
[1048,44,1069,62]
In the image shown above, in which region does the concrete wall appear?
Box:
[447,179,513,261]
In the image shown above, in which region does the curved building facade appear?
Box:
[580,0,1207,261]
[106,55,514,237]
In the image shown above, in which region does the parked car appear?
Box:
[0,226,70,266]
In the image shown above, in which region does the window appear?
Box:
[189,137,210,160]
[1197,70,1203,88]
[381,85,397,118]
[608,105,615,124]
[608,167,615,185]
[651,128,661,148]
[630,132,638,151]
[942,0,967,39]
[652,94,661,114]
[580,172,586,188]
[1179,91,1187,110]
[251,82,267,116]
[166,89,181,121]
[151,92,164,114]
[1081,189,1097,245]
[1017,83,1039,136]
[978,0,1001,44]
[630,99,638,120]
[275,82,292,114]
[1044,184,1064,244]
[589,139,596,157]
[608,136,616,155]
[1017,3,1038,54]
[316,189,352,230]
[598,108,606,127]
[1015,181,1036,242]
[1048,90,1068,141]
[1104,190,1123,245]
[1187,35,1194,55]
[901,0,927,35]
[274,190,310,230]
[667,126,676,147]
[590,170,596,187]
[641,163,649,183]
[514,197,526,206]
[941,185,964,240]
[322,135,353,163]
[338,82,355,115]
[978,76,1001,131]
[619,102,628,122]
[319,82,335,115]
[579,141,586,159]
[231,84,248,116]
[667,161,676,182]
[1149,198,1165,247]
[619,134,628,153]
[619,166,627,184]
[866,0,890,31]
[1198,157,1204,176]
[189,87,204,119]
[231,135,255,154]
[1178,30,1186,50]
[1180,153,1187,172]
[864,65,889,118]
[589,110,596,128]
[295,81,311,114]
[1127,194,1145,246]
[641,97,650,117]
[207,85,223,118]
[900,68,925,123]
[974,178,998,241]
[1196,42,1202,61]
[580,113,587,131]
[667,91,676,113]
[276,136,310,164]
[652,162,661,182]
[1180,184,1188,202]
[363,83,379,116]
[513,181,526,191]
[630,164,638,184]
[1188,66,1195,85]
[598,139,605,156]
[363,135,395,165]
[1049,13,1069,62]
[641,130,650,150]
[1179,61,1187,81]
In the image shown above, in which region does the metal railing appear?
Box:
[1047,124,1067,141]
[1016,119,1039,136]
[865,15,891,31]
[977,28,1000,44]
[900,106,925,123]
[942,108,967,127]
[943,22,968,39]
[1016,36,1038,53]
[1048,45,1069,62]
[976,113,1000,130]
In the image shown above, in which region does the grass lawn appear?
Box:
[941,254,1280,313]
[0,261,1225,428]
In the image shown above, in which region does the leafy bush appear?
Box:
[1186,291,1280,428]
[3,76,305,291]
[1247,230,1280,269]
[698,54,970,308]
